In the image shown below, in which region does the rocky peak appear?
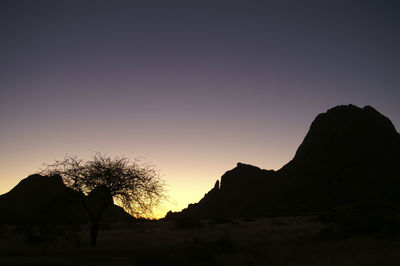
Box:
[220,163,274,191]
[7,174,66,196]
[282,104,400,173]
[166,104,400,219]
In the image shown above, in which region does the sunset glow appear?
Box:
[1,1,399,218]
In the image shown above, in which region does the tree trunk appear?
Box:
[90,221,99,247]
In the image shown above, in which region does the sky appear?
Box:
[1,0,399,217]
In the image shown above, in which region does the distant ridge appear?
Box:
[166,105,400,219]
[0,174,134,225]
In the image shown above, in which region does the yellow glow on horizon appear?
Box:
[0,124,299,219]
[0,157,290,219]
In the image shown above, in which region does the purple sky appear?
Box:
[1,0,399,217]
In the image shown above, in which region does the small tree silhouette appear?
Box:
[41,153,165,247]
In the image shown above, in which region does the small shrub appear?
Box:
[326,200,400,235]
[241,217,255,222]
[174,217,203,229]
[209,218,236,225]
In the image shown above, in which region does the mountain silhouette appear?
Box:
[166,105,400,219]
[0,174,134,225]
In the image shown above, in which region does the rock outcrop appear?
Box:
[166,105,400,219]
[0,174,134,225]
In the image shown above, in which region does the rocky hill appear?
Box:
[0,174,134,225]
[166,105,400,219]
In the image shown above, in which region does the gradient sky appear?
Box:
[1,0,399,217]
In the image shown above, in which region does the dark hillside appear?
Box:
[167,105,400,219]
[0,174,134,225]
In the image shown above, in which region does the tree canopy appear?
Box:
[41,153,166,246]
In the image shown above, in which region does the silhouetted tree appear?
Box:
[41,153,165,247]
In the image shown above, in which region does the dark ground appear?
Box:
[1,217,400,266]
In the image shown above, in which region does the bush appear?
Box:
[209,218,236,225]
[174,217,203,229]
[325,200,400,235]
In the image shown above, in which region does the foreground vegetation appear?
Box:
[1,216,400,266]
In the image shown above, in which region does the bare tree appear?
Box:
[41,153,166,247]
